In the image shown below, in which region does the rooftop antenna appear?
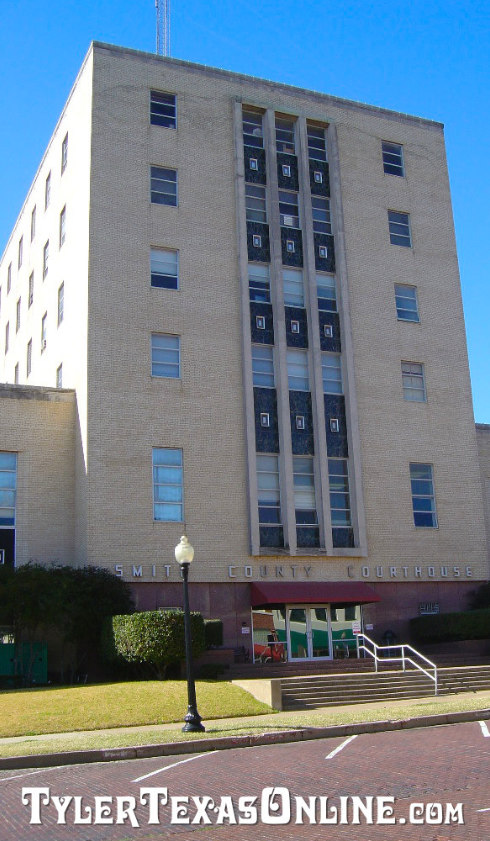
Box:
[155,0,170,57]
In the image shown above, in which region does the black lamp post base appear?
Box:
[182,707,205,733]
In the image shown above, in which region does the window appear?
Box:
[287,348,309,391]
[395,284,419,322]
[0,452,17,527]
[245,183,267,223]
[45,172,51,209]
[150,166,177,206]
[318,245,328,259]
[4,322,9,355]
[16,298,21,333]
[151,248,178,289]
[312,196,332,234]
[275,117,295,154]
[7,263,12,293]
[410,463,437,527]
[256,315,266,330]
[402,361,426,402]
[388,210,412,247]
[321,352,342,393]
[26,339,32,377]
[279,191,299,228]
[282,164,291,177]
[324,324,333,338]
[328,458,351,526]
[249,157,258,171]
[56,364,63,388]
[151,333,180,378]
[314,171,323,184]
[153,448,183,521]
[57,283,64,325]
[286,240,295,253]
[28,272,34,307]
[260,412,270,427]
[14,363,19,385]
[248,263,270,303]
[296,415,305,430]
[252,234,262,248]
[59,206,66,247]
[293,456,318,527]
[242,109,263,148]
[18,236,23,268]
[30,206,36,241]
[382,141,404,176]
[307,125,327,161]
[150,91,176,128]
[257,454,281,526]
[291,320,300,334]
[283,268,304,307]
[330,418,340,433]
[61,133,68,173]
[252,345,274,388]
[43,241,49,278]
[41,313,47,350]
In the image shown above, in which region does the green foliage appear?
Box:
[111,611,205,678]
[468,582,490,610]
[0,564,134,677]
[204,618,223,649]
[410,608,490,644]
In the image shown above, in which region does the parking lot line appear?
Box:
[478,720,489,738]
[325,734,358,760]
[132,751,218,783]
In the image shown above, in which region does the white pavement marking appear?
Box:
[478,720,490,738]
[132,751,218,783]
[325,734,358,760]
[0,766,63,783]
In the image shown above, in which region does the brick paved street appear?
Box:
[0,721,488,840]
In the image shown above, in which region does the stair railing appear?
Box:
[356,633,438,695]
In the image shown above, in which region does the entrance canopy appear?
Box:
[250,581,380,607]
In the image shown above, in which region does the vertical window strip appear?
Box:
[153,448,183,521]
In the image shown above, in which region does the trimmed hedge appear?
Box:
[204,618,223,649]
[109,610,205,678]
[410,608,490,644]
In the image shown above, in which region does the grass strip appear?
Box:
[1,690,489,758]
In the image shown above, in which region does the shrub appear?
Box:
[410,608,490,644]
[468,582,490,610]
[204,618,223,649]
[110,610,205,678]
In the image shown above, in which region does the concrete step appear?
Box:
[280,664,490,710]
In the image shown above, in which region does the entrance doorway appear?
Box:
[287,605,331,660]
[251,604,362,663]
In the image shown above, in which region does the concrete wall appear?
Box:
[0,384,76,565]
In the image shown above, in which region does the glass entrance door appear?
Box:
[287,605,332,660]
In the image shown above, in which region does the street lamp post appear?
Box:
[174,535,205,733]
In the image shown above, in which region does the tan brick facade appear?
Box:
[0,43,488,647]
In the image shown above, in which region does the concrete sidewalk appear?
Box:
[1,691,489,772]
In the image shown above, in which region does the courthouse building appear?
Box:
[0,42,488,660]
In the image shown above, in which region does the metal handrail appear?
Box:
[356,633,438,695]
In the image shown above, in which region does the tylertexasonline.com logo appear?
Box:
[21,786,464,827]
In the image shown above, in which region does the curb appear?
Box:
[1,708,489,771]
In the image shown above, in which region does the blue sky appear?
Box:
[1,0,489,420]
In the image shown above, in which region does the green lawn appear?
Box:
[0,689,489,759]
[0,680,271,738]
